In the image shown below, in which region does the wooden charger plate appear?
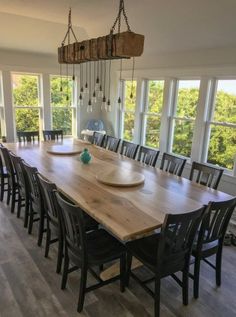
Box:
[47,145,82,155]
[96,168,145,187]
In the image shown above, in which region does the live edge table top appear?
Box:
[4,139,233,242]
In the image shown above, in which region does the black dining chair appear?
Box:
[0,146,19,213]
[160,152,186,176]
[22,161,45,246]
[0,144,8,202]
[120,140,139,159]
[37,174,99,274]
[103,135,121,152]
[92,132,105,147]
[55,190,126,313]
[189,161,224,190]
[126,206,205,317]
[9,152,30,225]
[190,197,236,299]
[137,146,160,167]
[17,131,40,143]
[43,130,63,141]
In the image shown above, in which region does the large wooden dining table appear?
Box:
[4,139,233,242]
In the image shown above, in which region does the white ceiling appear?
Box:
[0,0,236,56]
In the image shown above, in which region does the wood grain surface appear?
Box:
[4,139,233,241]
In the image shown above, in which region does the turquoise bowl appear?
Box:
[80,148,92,164]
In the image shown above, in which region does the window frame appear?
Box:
[50,74,76,136]
[203,78,236,171]
[141,79,165,148]
[11,72,43,134]
[169,78,201,159]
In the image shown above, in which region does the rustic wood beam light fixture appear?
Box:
[58,0,145,112]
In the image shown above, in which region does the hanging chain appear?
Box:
[111,0,131,33]
[61,8,78,46]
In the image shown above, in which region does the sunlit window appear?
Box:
[171,80,200,157]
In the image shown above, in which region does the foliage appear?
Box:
[13,75,73,135]
[123,81,236,170]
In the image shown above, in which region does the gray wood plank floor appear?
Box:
[0,202,236,317]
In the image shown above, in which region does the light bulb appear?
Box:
[84,82,89,94]
[79,94,84,106]
[98,85,103,98]
[92,91,97,103]
[107,99,111,112]
[95,77,100,91]
[102,96,106,111]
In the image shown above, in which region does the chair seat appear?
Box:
[192,239,219,257]
[126,234,159,270]
[87,229,125,265]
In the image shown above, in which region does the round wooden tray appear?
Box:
[47,145,82,155]
[96,168,145,187]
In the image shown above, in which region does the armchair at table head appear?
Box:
[86,119,105,131]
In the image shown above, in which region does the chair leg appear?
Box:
[56,235,64,274]
[28,206,34,234]
[154,276,161,317]
[77,266,87,313]
[193,257,201,299]
[37,215,45,247]
[6,184,11,205]
[216,246,223,287]
[17,195,22,218]
[120,253,126,293]
[11,189,16,214]
[0,177,4,201]
[24,200,29,228]
[61,251,69,290]
[182,268,189,305]
[44,227,51,258]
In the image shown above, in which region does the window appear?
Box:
[171,80,200,157]
[206,80,236,170]
[143,80,164,148]
[50,76,74,135]
[121,80,137,141]
[12,73,41,132]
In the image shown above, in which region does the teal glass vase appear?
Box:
[80,148,92,164]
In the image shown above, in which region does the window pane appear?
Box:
[52,108,72,135]
[213,80,236,124]
[124,81,136,111]
[176,80,200,118]
[145,116,161,148]
[123,112,134,141]
[12,74,39,106]
[147,80,164,113]
[15,108,39,131]
[207,125,236,170]
[51,76,73,107]
[172,119,194,157]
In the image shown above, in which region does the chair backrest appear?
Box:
[37,173,59,228]
[158,207,205,274]
[43,130,63,141]
[137,146,160,167]
[189,161,224,190]
[0,144,4,175]
[17,131,40,143]
[9,152,28,198]
[104,135,121,152]
[92,132,105,147]
[160,153,186,176]
[86,119,104,131]
[0,147,16,186]
[196,198,236,249]
[22,161,42,213]
[120,140,139,159]
[55,191,87,261]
